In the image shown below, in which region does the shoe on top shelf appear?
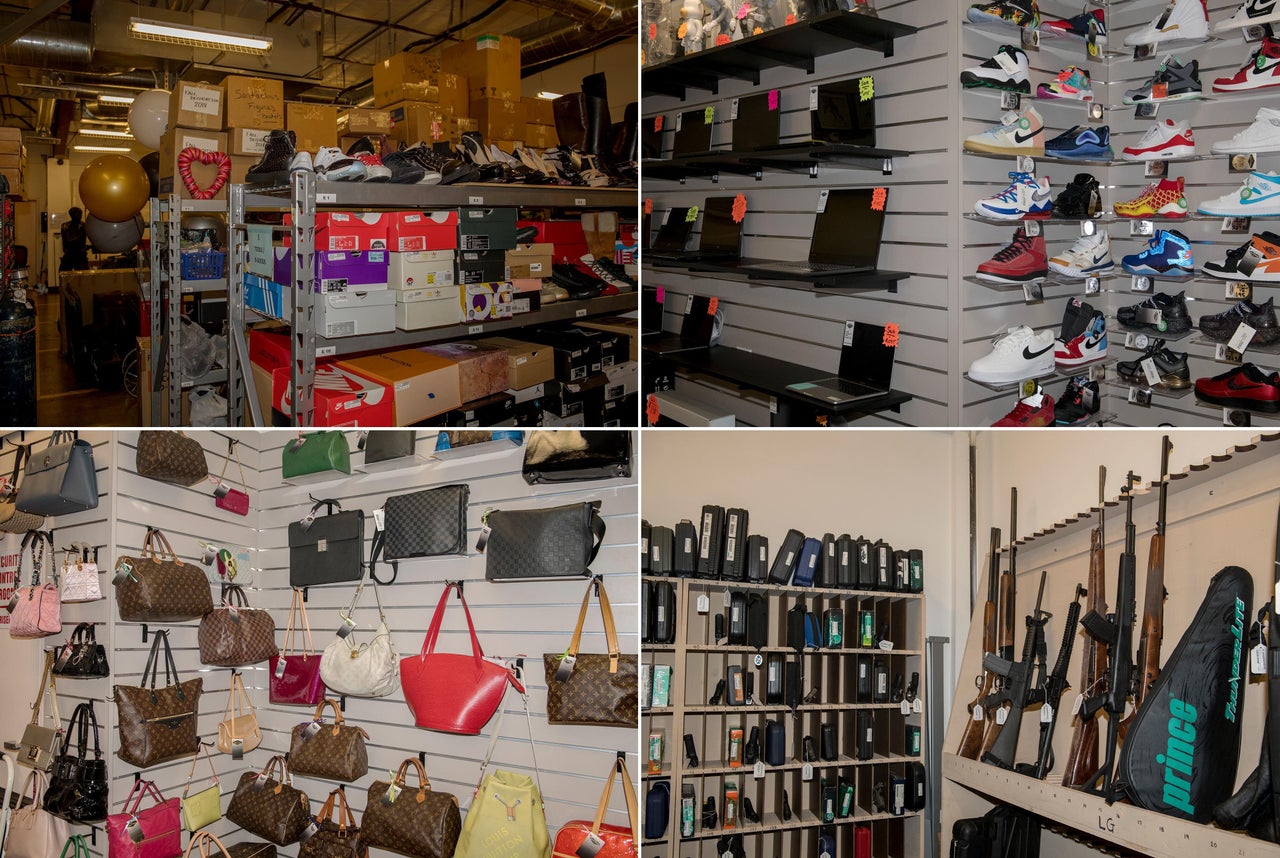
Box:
[314,147,366,182]
[1196,171,1280,217]
[1054,377,1102,425]
[1211,107,1280,154]
[960,45,1031,92]
[1214,0,1280,33]
[1037,66,1093,101]
[1112,177,1189,218]
[967,0,1041,28]
[1040,8,1107,44]
[1198,297,1280,344]
[345,137,392,182]
[1121,119,1195,160]
[1044,126,1112,161]
[964,106,1044,156]
[968,325,1057,385]
[1121,229,1195,277]
[975,226,1048,283]
[1123,0,1209,47]
[992,386,1056,427]
[245,130,296,186]
[1049,231,1114,277]
[1212,37,1280,91]
[1123,56,1201,104]
[974,171,1054,220]
[1202,233,1280,281]
[289,150,313,173]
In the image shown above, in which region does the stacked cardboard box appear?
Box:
[0,128,26,196]
[158,128,234,201]
[338,108,393,139]
[286,102,338,152]
[372,51,471,145]
[442,34,521,100]
[223,75,285,156]
[522,97,558,150]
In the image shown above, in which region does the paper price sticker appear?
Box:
[754,761,765,779]
[1040,703,1054,723]
[708,297,719,315]
[731,193,748,223]
[656,286,665,302]
[768,89,780,110]
[1141,357,1162,387]
[972,704,984,721]
[677,22,688,38]
[843,320,856,347]
[810,86,819,111]
[994,51,1021,75]
[883,323,899,348]
[859,76,875,102]
[1228,321,1257,354]
[686,294,694,313]
[1073,693,1083,715]
[1253,643,1268,675]
[696,594,710,614]
[1151,82,1168,100]
[802,763,815,781]
[871,187,888,212]
[900,700,911,715]
[737,2,751,17]
[648,23,657,39]
[913,698,923,714]
[685,205,699,223]
[995,706,1009,725]
[730,98,739,121]
[785,13,796,24]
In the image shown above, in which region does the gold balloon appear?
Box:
[78,155,150,223]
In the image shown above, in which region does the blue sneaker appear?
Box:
[1121,229,1194,277]
[974,171,1054,220]
[1044,125,1113,160]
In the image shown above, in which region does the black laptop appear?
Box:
[643,294,718,355]
[641,286,664,334]
[771,76,877,150]
[647,197,744,264]
[732,92,781,152]
[642,116,663,160]
[723,187,887,277]
[646,207,697,258]
[786,321,896,405]
[671,108,716,158]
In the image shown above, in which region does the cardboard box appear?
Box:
[456,117,478,136]
[521,328,603,381]
[445,391,516,427]
[388,251,455,290]
[518,219,589,262]
[227,154,258,186]
[373,52,442,107]
[286,102,339,151]
[523,123,557,149]
[249,330,395,426]
[396,286,461,330]
[603,360,637,401]
[468,96,525,141]
[544,373,607,419]
[523,97,556,126]
[340,349,460,425]
[0,127,21,142]
[578,316,639,362]
[386,211,458,252]
[475,336,555,390]
[292,212,388,251]
[157,128,229,200]
[460,207,518,251]
[226,127,272,156]
[222,75,284,129]
[573,326,628,368]
[461,281,513,322]
[338,108,393,137]
[600,393,636,427]
[273,249,389,293]
[387,100,455,145]
[442,34,522,100]
[315,290,396,338]
[505,244,554,279]
[170,81,223,130]
[419,342,510,403]
[435,73,469,117]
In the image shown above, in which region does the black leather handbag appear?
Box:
[44,702,108,823]
[288,500,365,588]
[361,430,416,466]
[374,483,468,584]
[52,623,110,678]
[483,500,605,581]
[521,430,631,483]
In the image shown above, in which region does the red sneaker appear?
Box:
[1213,37,1280,93]
[976,227,1049,283]
[992,391,1055,426]
[1194,363,1280,411]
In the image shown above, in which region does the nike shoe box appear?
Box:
[508,382,545,404]
[517,219,589,262]
[443,391,516,427]
[395,286,462,330]
[572,326,627,368]
[251,331,397,427]
[603,361,637,401]
[385,211,458,251]
[521,328,604,381]
[388,251,455,290]
[418,341,510,402]
[314,289,396,338]
[461,281,514,322]
[458,249,506,284]
[459,207,518,251]
[544,373,607,420]
[600,394,635,426]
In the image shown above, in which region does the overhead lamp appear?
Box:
[74,145,132,152]
[99,94,136,104]
[536,91,563,100]
[78,129,135,139]
[128,17,273,55]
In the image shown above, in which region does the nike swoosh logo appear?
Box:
[1086,335,1105,348]
[1022,343,1054,360]
[1032,190,1052,201]
[1013,129,1039,143]
[1227,376,1266,390]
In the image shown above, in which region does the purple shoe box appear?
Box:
[273,247,390,293]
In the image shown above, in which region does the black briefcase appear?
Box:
[873,659,889,703]
[786,603,807,651]
[746,593,769,650]
[818,533,837,588]
[764,719,786,766]
[836,534,857,588]
[769,528,805,585]
[857,655,872,699]
[288,500,365,587]
[855,536,875,589]
[641,580,651,643]
[673,519,697,576]
[893,550,909,592]
[652,581,676,644]
[821,723,838,761]
[650,525,674,575]
[856,710,874,760]
[785,660,803,711]
[745,534,769,583]
[641,520,651,573]
[764,653,784,705]
[696,505,725,579]
[722,508,749,582]
[906,762,927,811]
[727,591,748,645]
[874,539,893,590]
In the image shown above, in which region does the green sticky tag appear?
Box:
[704,106,714,124]
[686,206,699,223]
[859,77,875,102]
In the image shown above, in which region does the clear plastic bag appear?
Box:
[189,386,227,427]
[180,319,215,378]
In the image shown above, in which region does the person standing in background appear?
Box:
[59,206,88,271]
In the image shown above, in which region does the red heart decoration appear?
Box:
[177,147,232,200]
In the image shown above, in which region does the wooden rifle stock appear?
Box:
[979,567,1018,757]
[1120,531,1165,738]
[957,601,996,759]
[1062,527,1106,787]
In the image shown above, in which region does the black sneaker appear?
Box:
[1116,290,1191,334]
[245,130,296,186]
[580,254,636,290]
[1199,297,1280,345]
[1054,377,1101,424]
[381,150,427,184]
[1053,173,1102,218]
[1117,340,1192,389]
[1203,232,1280,278]
[1058,297,1098,344]
[1124,57,1201,104]
[551,263,603,300]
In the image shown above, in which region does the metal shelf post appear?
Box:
[147,197,163,426]
[290,170,317,427]
[165,194,183,426]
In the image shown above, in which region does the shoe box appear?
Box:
[523,123,557,149]
[338,108,393,138]
[249,330,395,427]
[261,242,390,293]
[517,219,590,263]
[568,326,627,369]
[442,391,517,427]
[442,34,522,100]
[244,274,284,319]
[158,128,230,200]
[419,342,511,403]
[577,316,639,362]
[221,75,284,130]
[338,348,461,425]
[461,281,515,322]
[510,279,544,314]
[618,223,638,267]
[460,208,518,251]
[506,244,554,279]
[372,51,442,106]
[458,249,506,284]
[603,360,638,402]
[388,250,455,290]
[544,372,608,420]
[282,212,390,251]
[519,327,607,381]
[314,290,396,338]
[601,393,637,427]
[169,82,223,130]
[474,336,556,389]
[386,100,455,146]
[386,212,458,252]
[395,285,462,331]
[285,102,339,152]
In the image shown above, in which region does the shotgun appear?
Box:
[957,527,1002,759]
[979,487,1018,759]
[1019,583,1084,779]
[1062,466,1108,788]
[981,570,1050,770]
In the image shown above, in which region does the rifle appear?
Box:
[1062,466,1108,788]
[1078,470,1139,802]
[957,527,1002,759]
[1018,583,1084,779]
[978,488,1018,759]
[981,570,1050,770]
[1121,435,1172,739]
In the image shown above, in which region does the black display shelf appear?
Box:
[642,10,919,99]
[644,143,909,181]
[645,259,909,293]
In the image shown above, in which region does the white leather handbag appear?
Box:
[319,572,399,698]
[4,770,69,858]
[60,547,102,603]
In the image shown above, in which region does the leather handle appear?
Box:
[29,649,53,726]
[566,577,624,671]
[184,831,234,858]
[282,589,315,656]
[319,787,355,829]
[313,697,343,725]
[183,743,218,798]
[419,583,486,670]
[585,502,606,567]
[589,757,639,840]
[394,756,431,792]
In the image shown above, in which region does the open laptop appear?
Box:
[647,197,744,264]
[786,321,896,405]
[770,76,877,150]
[646,207,697,258]
[723,187,887,277]
[641,286,664,334]
[643,294,718,355]
[732,92,781,152]
[642,117,663,160]
[671,108,715,158]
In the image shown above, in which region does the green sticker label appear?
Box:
[685,205,699,223]
[704,106,715,124]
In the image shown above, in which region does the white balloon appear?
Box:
[127,89,170,151]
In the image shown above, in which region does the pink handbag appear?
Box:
[269,589,325,706]
[9,532,62,638]
[213,441,250,517]
[106,779,181,858]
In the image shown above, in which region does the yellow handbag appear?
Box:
[181,745,221,832]
[216,673,262,758]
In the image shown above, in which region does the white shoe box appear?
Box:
[396,286,464,330]
[388,251,456,290]
[315,290,396,338]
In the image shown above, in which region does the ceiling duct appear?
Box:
[519,4,637,74]
[529,0,628,30]
[0,16,93,69]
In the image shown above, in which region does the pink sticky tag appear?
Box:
[656,286,665,302]
[736,2,751,18]
[767,90,779,111]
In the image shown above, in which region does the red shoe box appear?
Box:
[285,212,390,251]
[386,211,459,251]
[249,330,394,425]
[518,219,589,263]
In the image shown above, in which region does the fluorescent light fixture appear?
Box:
[77,129,135,139]
[128,17,273,55]
[536,91,563,100]
[99,94,136,104]
[73,145,132,153]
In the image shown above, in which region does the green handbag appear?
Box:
[181,745,222,832]
[281,432,351,479]
[60,834,92,858]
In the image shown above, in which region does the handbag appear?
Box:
[289,500,365,588]
[269,589,326,706]
[551,756,639,858]
[198,584,279,666]
[180,745,221,832]
[361,430,416,465]
[543,577,638,727]
[281,432,351,479]
[373,484,469,584]
[53,623,110,678]
[214,440,250,516]
[44,702,108,824]
[113,630,203,768]
[287,698,369,783]
[5,770,70,858]
[483,501,605,581]
[361,758,461,858]
[225,755,311,846]
[17,651,62,771]
[60,834,93,858]
[299,789,366,858]
[522,431,632,483]
[0,444,45,533]
[15,431,99,516]
[106,779,181,858]
[319,567,399,698]
[184,832,241,858]
[60,545,102,603]
[136,432,209,486]
[400,582,521,735]
[10,531,62,638]
[217,672,262,758]
[114,527,214,622]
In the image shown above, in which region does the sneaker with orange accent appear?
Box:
[1203,232,1280,282]
[992,387,1055,426]
[1113,177,1189,218]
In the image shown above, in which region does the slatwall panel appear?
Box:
[643,0,961,425]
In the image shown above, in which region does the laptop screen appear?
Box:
[680,295,718,344]
[733,93,780,152]
[809,188,888,268]
[837,321,896,388]
[642,287,664,333]
[697,197,743,256]
[650,208,696,253]
[642,117,663,159]
[812,76,876,147]
[672,109,714,157]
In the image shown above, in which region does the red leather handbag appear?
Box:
[106,779,181,858]
[268,589,325,706]
[551,756,639,858]
[400,583,521,734]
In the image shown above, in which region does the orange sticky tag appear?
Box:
[716,33,731,45]
[1151,82,1167,100]
[646,395,660,425]
[871,187,887,212]
[644,198,653,215]
[654,115,664,132]
[785,13,796,24]
[883,323,899,348]
[708,297,719,315]
[678,21,688,38]
[648,23,658,39]
[731,194,747,223]
[753,26,764,34]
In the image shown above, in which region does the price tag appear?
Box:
[1227,281,1253,300]
[809,86,819,111]
[112,559,133,585]
[686,294,695,313]
[1080,220,1096,236]
[1215,343,1244,364]
[1130,220,1154,237]
[275,656,288,678]
[802,763,814,781]
[1223,216,1252,234]
[576,833,606,858]
[302,719,324,739]
[900,700,911,715]
[1040,703,1054,723]
[468,195,485,205]
[995,706,1009,725]
[1228,322,1257,354]
[316,346,337,357]
[1128,386,1153,406]
[730,98,739,121]
[1141,357,1162,387]
[972,704,984,721]
[316,193,337,204]
[675,112,683,132]
[335,614,357,639]
[554,654,577,681]
[126,818,144,843]
[704,106,714,125]
[685,205,699,223]
[1135,101,1160,122]
[754,760,765,779]
[1072,693,1083,715]
[1023,219,1040,237]
[1130,275,1152,292]
[1016,155,1035,174]
[1022,280,1044,304]
[1252,643,1268,675]
[1085,277,1101,295]
[1245,23,1268,41]
[697,594,710,613]
[1088,102,1104,122]
[723,589,732,607]
[1020,26,1039,50]
[994,50,1021,75]
[913,698,923,714]
[817,189,829,213]
[576,308,588,317]
[1230,153,1257,173]
[878,640,894,651]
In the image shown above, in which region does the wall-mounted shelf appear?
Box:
[645,145,910,182]
[243,182,635,210]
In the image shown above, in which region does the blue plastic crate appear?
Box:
[181,251,226,280]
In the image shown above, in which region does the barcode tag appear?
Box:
[996,706,1009,725]
[299,822,319,844]
[697,595,710,613]
[809,86,819,110]
[275,657,288,678]
[730,98,739,121]
[700,514,712,558]
[817,189,829,213]
[112,560,133,585]
[5,596,15,614]
[1040,703,1054,723]
[554,654,577,681]
[232,738,244,760]
[900,700,910,715]
[759,545,767,562]
[126,818,144,843]
[373,508,385,531]
[302,720,323,740]
[972,704,983,721]
[1141,357,1162,387]
[994,51,1021,75]
[335,614,357,639]
[1252,643,1268,675]
[913,698,923,714]
[576,833,606,858]
[802,763,814,781]
[754,760,765,779]
[1228,322,1257,354]
[1072,693,1083,715]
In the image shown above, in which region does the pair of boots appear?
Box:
[553,73,638,167]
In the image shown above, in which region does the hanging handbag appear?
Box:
[361,430,416,466]
[15,431,98,516]
[114,527,214,623]
[9,531,62,638]
[198,584,279,667]
[180,745,221,832]
[44,703,85,818]
[214,440,250,516]
[361,757,462,858]
[287,699,369,783]
[281,432,351,480]
[288,500,365,588]
[269,589,326,706]
[17,651,62,771]
[4,770,70,858]
[0,444,45,533]
[217,672,262,759]
[52,623,110,678]
[136,432,209,486]
[184,832,241,858]
[299,789,367,858]
[106,779,181,858]
[373,484,469,584]
[544,577,638,728]
[319,567,399,698]
[113,630,203,768]
[400,582,521,735]
[551,757,640,858]
[522,431,632,483]
[44,702,107,824]
[482,501,606,581]
[60,834,93,858]
[225,755,311,846]
[60,545,102,603]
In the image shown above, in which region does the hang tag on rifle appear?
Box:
[696,594,710,614]
[913,698,923,714]
[1040,703,1053,723]
[900,700,910,715]
[112,560,133,585]
[274,658,288,679]
[126,817,144,843]
[802,763,815,781]
[972,704,983,721]
[232,739,244,760]
[302,720,323,740]
[336,614,357,639]
[995,706,1008,725]
[753,761,765,779]
[554,654,577,681]
[576,833,606,858]
[1253,642,1268,675]
[298,822,319,844]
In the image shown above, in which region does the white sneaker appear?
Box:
[1124,0,1208,46]
[1121,118,1195,160]
[974,171,1054,219]
[960,45,1031,92]
[314,147,367,182]
[1049,232,1114,277]
[968,325,1057,384]
[1196,171,1280,216]
[963,106,1044,156]
[1212,107,1280,153]
[1214,0,1280,32]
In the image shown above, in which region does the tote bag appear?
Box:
[269,589,326,706]
[15,431,98,516]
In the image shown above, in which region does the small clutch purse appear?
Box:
[214,441,250,517]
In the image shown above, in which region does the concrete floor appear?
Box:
[34,290,141,427]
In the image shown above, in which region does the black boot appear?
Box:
[245,130,295,186]
[552,94,588,150]
[584,95,611,158]
[742,796,760,823]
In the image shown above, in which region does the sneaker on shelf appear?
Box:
[967,0,1041,28]
[579,254,635,291]
[960,45,1031,92]
[1040,8,1107,43]
[1113,177,1189,218]
[1211,107,1280,154]
[1049,231,1114,277]
[1197,171,1280,217]
[1198,296,1280,344]
[345,137,392,182]
[1117,290,1192,333]
[1212,36,1280,91]
[1215,0,1280,32]
[1053,377,1102,425]
[400,145,445,185]
[540,284,569,304]
[1055,299,1108,365]
[1118,340,1192,388]
[1123,56,1202,103]
[968,325,1057,384]
[381,150,427,184]
[1044,126,1112,161]
[1203,232,1280,280]
[974,171,1054,219]
[314,146,367,182]
[975,226,1049,283]
[245,130,296,186]
[1121,119,1195,160]
[963,106,1044,156]
[1037,66,1094,100]
[551,263,604,300]
[289,150,313,173]
[1195,363,1280,411]
[1121,229,1195,276]
[1123,0,1209,46]
[1052,173,1103,217]
[992,386,1056,427]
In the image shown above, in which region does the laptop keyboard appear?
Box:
[833,379,878,397]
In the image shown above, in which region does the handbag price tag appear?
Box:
[302,720,323,740]
[274,658,287,679]
[232,738,244,761]
[298,822,319,844]
[576,834,606,858]
[202,545,218,565]
[112,560,133,585]
[213,482,231,499]
[126,818,144,843]
[336,614,357,639]
[802,763,814,781]
[251,773,268,791]
[373,508,386,531]
[383,778,401,806]
[5,595,15,614]
[554,653,577,681]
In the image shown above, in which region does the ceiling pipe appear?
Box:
[0,16,93,69]
[519,6,637,74]
[527,0,628,31]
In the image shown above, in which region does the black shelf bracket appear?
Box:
[141,623,148,643]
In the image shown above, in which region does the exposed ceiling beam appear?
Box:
[0,0,66,48]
